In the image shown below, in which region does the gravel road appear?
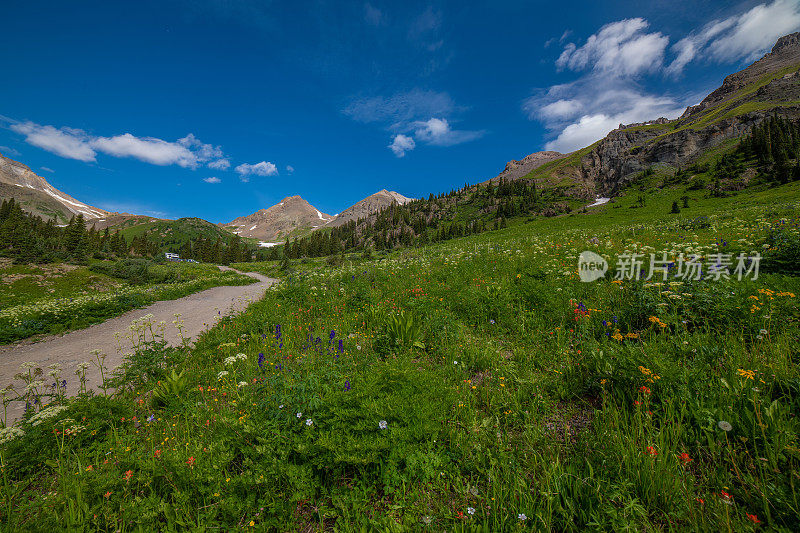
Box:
[0,267,277,423]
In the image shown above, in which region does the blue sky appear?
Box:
[1,0,799,222]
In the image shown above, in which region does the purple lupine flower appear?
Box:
[329,330,336,341]
[61,379,67,389]
[344,380,351,391]
[258,353,265,368]
[275,363,282,371]
[275,324,282,339]
[338,339,344,354]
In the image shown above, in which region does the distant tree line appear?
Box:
[0,198,254,265]
[176,234,252,264]
[0,199,130,263]
[277,177,569,260]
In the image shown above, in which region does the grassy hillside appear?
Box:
[118,217,237,252]
[3,179,799,530]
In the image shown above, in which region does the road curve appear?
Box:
[0,267,277,423]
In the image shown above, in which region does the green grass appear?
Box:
[2,180,799,530]
[118,217,235,251]
[0,261,255,344]
[0,263,120,309]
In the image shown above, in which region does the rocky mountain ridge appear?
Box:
[0,153,109,223]
[513,32,800,198]
[225,195,333,242]
[326,189,413,227]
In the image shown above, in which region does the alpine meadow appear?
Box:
[1,2,800,531]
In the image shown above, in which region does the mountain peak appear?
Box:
[771,31,800,55]
[227,196,332,242]
[327,190,413,228]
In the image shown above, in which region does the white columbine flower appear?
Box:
[379,420,388,430]
[305,418,313,426]
[296,412,302,418]
[518,514,527,521]
[467,507,475,515]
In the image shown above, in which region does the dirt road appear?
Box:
[0,268,277,423]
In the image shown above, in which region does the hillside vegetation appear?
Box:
[2,179,799,530]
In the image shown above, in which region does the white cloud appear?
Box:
[286,165,295,174]
[527,3,797,153]
[708,0,800,62]
[9,122,96,162]
[667,1,800,75]
[40,166,55,173]
[7,119,231,170]
[203,176,221,183]
[388,134,415,157]
[208,158,231,170]
[556,18,669,77]
[91,133,199,168]
[538,99,584,120]
[541,88,686,152]
[412,118,485,147]
[178,133,224,162]
[235,161,278,181]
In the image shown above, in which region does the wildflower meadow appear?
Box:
[1,187,799,531]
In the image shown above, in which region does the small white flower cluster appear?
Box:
[224,353,248,366]
[0,426,25,445]
[28,405,68,427]
[23,380,44,394]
